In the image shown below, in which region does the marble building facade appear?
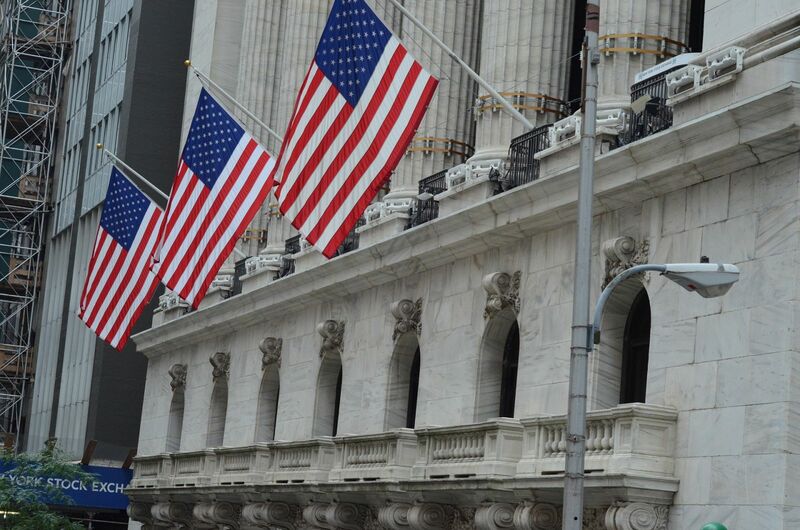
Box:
[126,1,800,529]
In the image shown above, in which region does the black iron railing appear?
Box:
[620,72,672,145]
[230,258,247,296]
[500,124,551,194]
[275,235,301,279]
[335,218,366,256]
[406,169,447,229]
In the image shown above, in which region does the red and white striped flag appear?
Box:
[151,88,275,308]
[78,166,163,351]
[273,0,438,257]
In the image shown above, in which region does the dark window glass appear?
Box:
[405,347,421,428]
[499,321,520,418]
[619,289,651,403]
[332,368,343,436]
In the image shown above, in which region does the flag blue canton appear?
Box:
[315,0,391,107]
[182,88,245,188]
[100,167,150,251]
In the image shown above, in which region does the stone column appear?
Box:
[471,0,575,163]
[598,0,690,110]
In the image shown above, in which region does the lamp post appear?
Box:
[562,262,740,529]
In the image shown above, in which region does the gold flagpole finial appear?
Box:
[96,143,104,149]
[184,59,192,67]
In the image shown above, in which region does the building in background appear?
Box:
[22,0,193,470]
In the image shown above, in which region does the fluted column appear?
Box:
[472,0,575,162]
[385,0,482,205]
[597,0,690,110]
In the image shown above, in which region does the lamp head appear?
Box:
[701,524,727,530]
[662,263,740,298]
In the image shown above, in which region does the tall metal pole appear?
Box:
[563,1,600,529]
[383,0,535,131]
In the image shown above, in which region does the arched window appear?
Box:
[385,333,421,430]
[206,378,228,447]
[255,366,280,442]
[619,289,651,403]
[313,351,343,437]
[165,388,184,452]
[476,307,520,421]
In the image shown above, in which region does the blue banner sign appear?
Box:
[0,463,132,510]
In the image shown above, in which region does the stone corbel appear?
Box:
[475,503,515,529]
[482,271,521,319]
[391,298,422,341]
[406,503,455,530]
[210,352,231,381]
[150,502,192,528]
[317,320,345,358]
[127,502,155,527]
[242,502,301,529]
[168,363,187,391]
[378,503,412,529]
[258,337,282,369]
[192,502,241,529]
[601,236,649,288]
[512,502,560,530]
[605,503,669,530]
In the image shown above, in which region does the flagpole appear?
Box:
[96,144,248,260]
[382,0,534,131]
[184,60,285,145]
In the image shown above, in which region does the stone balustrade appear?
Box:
[131,405,677,490]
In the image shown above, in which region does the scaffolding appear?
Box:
[0,0,69,450]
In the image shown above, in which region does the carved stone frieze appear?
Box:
[482,271,521,319]
[258,337,283,369]
[150,502,192,528]
[583,507,607,530]
[407,503,455,530]
[451,507,477,530]
[601,236,649,288]
[168,363,187,391]
[513,502,560,530]
[193,501,241,529]
[391,298,423,341]
[210,351,231,381]
[378,503,411,529]
[303,502,368,530]
[605,503,668,530]
[475,503,514,529]
[241,501,301,529]
[302,503,329,528]
[317,319,345,358]
[127,502,154,526]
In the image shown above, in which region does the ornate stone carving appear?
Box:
[482,271,522,318]
[302,503,329,528]
[303,502,367,530]
[605,503,668,530]
[258,337,282,369]
[168,363,187,391]
[513,502,560,530]
[601,236,649,288]
[150,502,192,527]
[209,351,231,380]
[407,503,455,530]
[378,503,411,529]
[451,507,477,530]
[583,507,607,530]
[192,501,240,529]
[391,298,422,341]
[242,502,302,529]
[475,503,514,529]
[127,502,154,526]
[317,319,345,358]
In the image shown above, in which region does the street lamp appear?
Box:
[563,262,740,530]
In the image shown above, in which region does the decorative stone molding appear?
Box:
[150,502,192,527]
[168,363,187,391]
[475,503,514,529]
[317,319,345,358]
[605,503,668,530]
[209,351,230,381]
[513,502,560,530]
[601,236,649,288]
[482,270,521,319]
[378,503,411,529]
[242,502,301,529]
[210,265,236,293]
[407,503,455,530]
[303,502,367,530]
[127,502,154,526]
[391,298,422,341]
[156,290,189,313]
[192,501,240,529]
[258,337,282,369]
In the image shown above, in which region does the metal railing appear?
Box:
[334,218,365,256]
[405,169,447,229]
[499,124,551,194]
[620,72,672,145]
[275,235,300,280]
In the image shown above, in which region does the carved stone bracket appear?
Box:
[605,503,669,530]
[407,503,455,530]
[210,352,231,381]
[601,236,649,288]
[378,503,412,529]
[168,363,187,391]
[127,502,154,527]
[258,337,283,369]
[193,501,241,529]
[150,502,192,528]
[391,298,422,341]
[303,502,368,530]
[482,270,521,319]
[475,503,515,529]
[513,502,560,530]
[242,502,301,529]
[317,320,345,358]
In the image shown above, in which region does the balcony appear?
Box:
[619,72,673,146]
[499,123,551,193]
[329,429,417,482]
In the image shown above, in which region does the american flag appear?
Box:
[151,88,275,308]
[78,166,164,351]
[273,0,438,257]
